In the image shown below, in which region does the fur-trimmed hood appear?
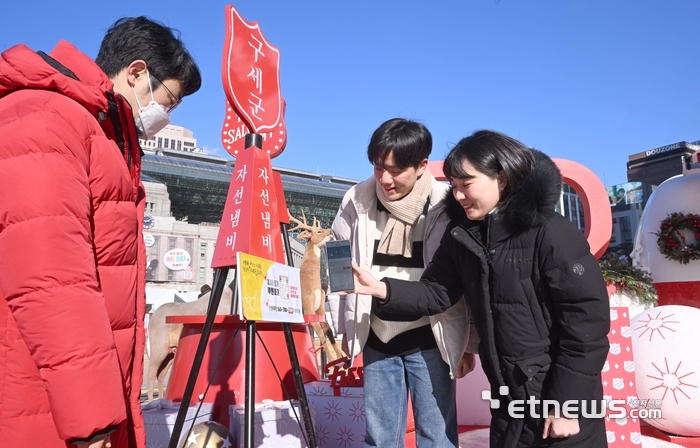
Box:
[444,149,562,229]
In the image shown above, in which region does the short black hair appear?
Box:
[96,16,201,97]
[367,118,432,169]
[443,130,535,206]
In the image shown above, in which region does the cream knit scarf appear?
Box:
[374,171,433,257]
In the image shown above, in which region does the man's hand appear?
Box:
[456,352,476,379]
[75,434,111,448]
[349,261,387,298]
[542,409,579,439]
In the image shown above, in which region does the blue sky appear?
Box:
[3,1,699,186]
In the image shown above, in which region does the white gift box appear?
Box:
[229,399,316,448]
[304,379,417,448]
[142,401,213,448]
[304,380,366,448]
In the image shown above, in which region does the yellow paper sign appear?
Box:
[236,252,303,323]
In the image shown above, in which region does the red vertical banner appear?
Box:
[603,307,642,447]
[211,146,284,268]
[273,171,289,225]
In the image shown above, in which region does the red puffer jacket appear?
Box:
[0,41,146,447]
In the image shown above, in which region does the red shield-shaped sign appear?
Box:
[221,98,287,158]
[222,5,282,134]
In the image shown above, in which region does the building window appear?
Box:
[199,267,205,282]
[157,137,162,147]
[185,239,193,259]
[620,216,632,243]
[577,197,585,230]
[569,195,579,228]
[166,236,175,281]
[177,140,182,151]
[200,244,207,259]
[147,236,160,281]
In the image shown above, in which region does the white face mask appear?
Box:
[131,71,171,140]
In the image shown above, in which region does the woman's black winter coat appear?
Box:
[378,151,611,448]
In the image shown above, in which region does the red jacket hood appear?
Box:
[0,40,112,118]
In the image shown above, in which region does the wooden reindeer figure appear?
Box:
[288,210,346,362]
[145,284,234,402]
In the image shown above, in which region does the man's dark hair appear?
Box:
[367,118,432,169]
[96,16,201,97]
[443,130,535,206]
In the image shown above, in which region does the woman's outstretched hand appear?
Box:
[350,261,388,299]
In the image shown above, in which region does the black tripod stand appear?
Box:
[167,135,318,448]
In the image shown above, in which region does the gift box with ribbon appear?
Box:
[142,400,213,448]
[229,399,316,448]
[304,379,415,448]
[304,380,365,448]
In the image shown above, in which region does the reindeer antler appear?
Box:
[288,209,313,232]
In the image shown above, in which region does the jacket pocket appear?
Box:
[498,352,552,424]
[516,351,551,401]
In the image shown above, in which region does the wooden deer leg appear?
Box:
[147,358,157,402]
[316,289,346,360]
[314,289,340,362]
[157,355,174,399]
[320,321,347,360]
[311,321,338,363]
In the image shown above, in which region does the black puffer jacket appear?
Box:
[379,151,610,448]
